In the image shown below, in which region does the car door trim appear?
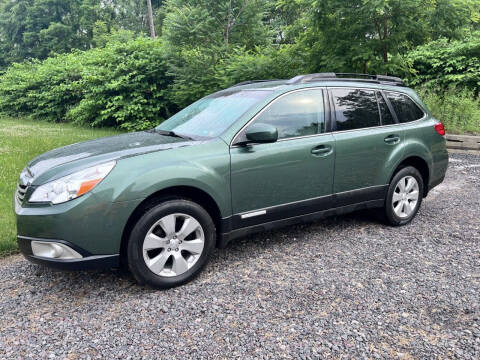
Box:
[240,210,267,219]
[228,184,388,230]
[232,193,335,229]
[218,197,386,248]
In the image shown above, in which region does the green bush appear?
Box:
[418,87,480,134]
[165,46,223,109]
[406,34,480,91]
[0,37,174,131]
[67,38,172,130]
[164,44,308,109]
[0,54,86,121]
[1,34,479,135]
[218,45,308,87]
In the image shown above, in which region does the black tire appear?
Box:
[384,166,424,226]
[127,199,216,289]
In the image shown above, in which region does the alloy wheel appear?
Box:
[142,213,205,277]
[392,176,419,218]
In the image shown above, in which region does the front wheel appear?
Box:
[384,166,424,226]
[127,199,216,289]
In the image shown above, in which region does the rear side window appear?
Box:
[377,92,395,125]
[386,92,424,123]
[331,88,380,131]
[253,89,324,139]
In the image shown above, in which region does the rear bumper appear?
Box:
[18,236,120,271]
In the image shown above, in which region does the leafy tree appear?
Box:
[0,0,165,67]
[162,0,271,106]
[100,0,164,36]
[0,0,33,65]
[0,0,100,63]
[428,0,480,39]
[266,0,312,44]
[162,0,269,51]
[309,0,429,73]
[308,0,480,74]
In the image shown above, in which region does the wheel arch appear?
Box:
[390,156,430,197]
[119,185,223,267]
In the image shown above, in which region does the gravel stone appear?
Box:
[0,153,479,359]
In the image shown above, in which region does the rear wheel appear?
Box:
[127,199,215,289]
[384,166,424,226]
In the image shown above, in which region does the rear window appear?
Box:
[386,92,424,123]
[331,88,380,131]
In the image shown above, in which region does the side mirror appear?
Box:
[244,123,278,144]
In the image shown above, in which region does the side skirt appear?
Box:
[217,199,384,249]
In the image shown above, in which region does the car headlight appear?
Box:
[29,161,116,204]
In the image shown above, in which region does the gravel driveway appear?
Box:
[1,153,479,359]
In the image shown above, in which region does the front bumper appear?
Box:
[14,190,143,255]
[18,236,120,271]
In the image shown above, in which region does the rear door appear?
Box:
[329,87,405,206]
[229,88,335,229]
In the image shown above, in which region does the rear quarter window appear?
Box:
[386,92,424,123]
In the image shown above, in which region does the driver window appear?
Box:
[253,89,324,140]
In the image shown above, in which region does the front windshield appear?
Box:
[156,90,272,138]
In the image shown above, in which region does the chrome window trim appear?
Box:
[230,85,428,147]
[329,116,427,135]
[276,132,332,142]
[230,87,326,147]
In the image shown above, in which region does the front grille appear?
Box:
[17,183,28,202]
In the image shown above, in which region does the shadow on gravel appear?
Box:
[19,208,382,293]
[223,208,383,253]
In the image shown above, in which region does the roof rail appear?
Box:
[231,79,281,87]
[286,73,405,86]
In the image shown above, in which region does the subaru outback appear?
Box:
[14,73,449,288]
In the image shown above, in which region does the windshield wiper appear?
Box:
[153,129,194,141]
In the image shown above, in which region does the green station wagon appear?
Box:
[15,73,448,288]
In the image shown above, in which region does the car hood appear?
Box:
[22,131,196,186]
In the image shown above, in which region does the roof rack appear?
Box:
[231,79,281,87]
[286,73,405,86]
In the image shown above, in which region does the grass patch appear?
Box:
[0,117,120,257]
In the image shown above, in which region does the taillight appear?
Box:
[434,122,445,136]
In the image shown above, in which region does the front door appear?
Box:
[229,88,335,229]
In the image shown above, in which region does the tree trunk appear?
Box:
[146,0,156,39]
[382,15,388,63]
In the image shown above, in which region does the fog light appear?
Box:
[31,241,83,259]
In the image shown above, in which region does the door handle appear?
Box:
[311,145,332,156]
[384,134,400,144]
